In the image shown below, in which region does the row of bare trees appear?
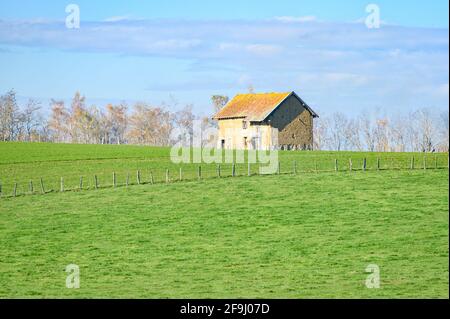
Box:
[0,89,448,152]
[314,109,449,152]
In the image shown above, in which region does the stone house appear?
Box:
[213,91,318,150]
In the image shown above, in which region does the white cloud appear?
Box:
[245,44,282,56]
[0,17,447,112]
[275,16,317,23]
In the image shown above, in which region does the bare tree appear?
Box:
[48,99,69,143]
[360,112,376,152]
[0,90,20,141]
[173,104,195,146]
[436,110,449,152]
[21,99,43,142]
[127,103,173,146]
[211,95,229,115]
[313,117,329,151]
[103,103,128,144]
[328,112,348,151]
[345,118,363,151]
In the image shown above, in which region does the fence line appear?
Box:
[0,154,448,199]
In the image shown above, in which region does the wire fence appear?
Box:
[0,154,448,199]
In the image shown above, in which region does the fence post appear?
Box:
[113,172,116,188]
[60,177,64,192]
[363,158,367,171]
[198,166,202,180]
[293,161,297,175]
[40,178,45,194]
[179,167,182,181]
[166,169,170,183]
[349,158,353,171]
[29,180,33,193]
[94,175,98,189]
[334,159,338,172]
[248,162,251,176]
[377,157,380,171]
[410,156,414,170]
[79,176,83,190]
[13,183,17,197]
[232,163,236,177]
[137,170,141,185]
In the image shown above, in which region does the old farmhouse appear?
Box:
[213,91,318,150]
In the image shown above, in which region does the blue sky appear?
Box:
[0,0,448,116]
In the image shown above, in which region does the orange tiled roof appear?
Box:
[214,92,291,121]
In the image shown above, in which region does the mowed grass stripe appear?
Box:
[0,170,448,298]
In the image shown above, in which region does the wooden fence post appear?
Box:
[334,159,338,172]
[136,170,141,185]
[198,166,202,180]
[349,158,353,171]
[232,163,236,177]
[60,177,64,192]
[363,158,367,171]
[166,169,170,183]
[94,175,98,189]
[79,176,83,190]
[113,172,116,188]
[377,157,380,171]
[40,178,45,194]
[13,183,17,197]
[29,180,33,193]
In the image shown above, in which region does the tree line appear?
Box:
[0,89,448,152]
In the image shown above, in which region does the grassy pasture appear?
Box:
[0,142,448,298]
[0,169,448,298]
[0,142,448,197]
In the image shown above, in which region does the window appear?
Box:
[242,121,248,129]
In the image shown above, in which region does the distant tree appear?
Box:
[328,112,348,151]
[0,90,20,141]
[313,117,329,151]
[21,99,43,142]
[127,103,173,146]
[211,95,229,115]
[103,103,128,144]
[173,105,195,146]
[48,99,69,143]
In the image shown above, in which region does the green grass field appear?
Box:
[0,142,448,298]
[0,142,448,197]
